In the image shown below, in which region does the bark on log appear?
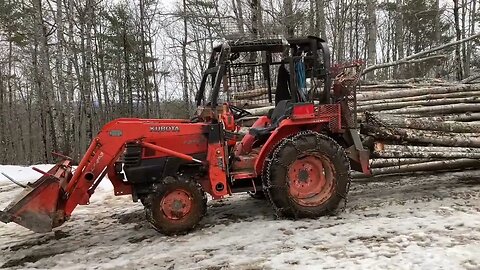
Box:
[358,91,480,106]
[363,125,480,147]
[370,158,437,168]
[360,84,418,89]
[367,113,480,133]
[376,143,480,153]
[360,78,448,85]
[407,113,480,122]
[232,88,270,99]
[359,83,459,91]
[358,96,480,112]
[234,95,272,103]
[373,150,480,159]
[357,84,480,101]
[246,106,274,116]
[356,79,480,176]
[381,103,480,115]
[461,73,480,84]
[367,159,480,176]
[232,101,273,109]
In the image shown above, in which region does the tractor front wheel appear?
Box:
[264,131,351,218]
[144,176,207,235]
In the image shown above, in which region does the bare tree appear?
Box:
[453,0,463,80]
[366,0,377,80]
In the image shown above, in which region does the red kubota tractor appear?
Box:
[0,36,370,235]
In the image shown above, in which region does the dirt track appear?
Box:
[1,169,479,269]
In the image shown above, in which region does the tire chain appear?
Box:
[263,131,352,218]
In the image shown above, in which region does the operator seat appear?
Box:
[249,100,291,137]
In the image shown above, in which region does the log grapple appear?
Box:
[1,36,370,235]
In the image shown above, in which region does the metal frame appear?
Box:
[196,36,333,108]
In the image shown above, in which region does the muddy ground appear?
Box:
[0,169,479,269]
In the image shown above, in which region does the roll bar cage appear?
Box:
[195,36,332,108]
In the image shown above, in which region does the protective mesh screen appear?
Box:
[225,51,284,108]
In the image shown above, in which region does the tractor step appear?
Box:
[230,170,256,180]
[231,154,257,171]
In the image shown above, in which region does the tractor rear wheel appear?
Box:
[264,131,351,218]
[144,176,207,235]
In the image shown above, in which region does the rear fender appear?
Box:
[254,117,335,175]
[253,124,301,175]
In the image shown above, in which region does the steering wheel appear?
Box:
[229,104,252,120]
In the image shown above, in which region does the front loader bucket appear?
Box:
[0,159,72,233]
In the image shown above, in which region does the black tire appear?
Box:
[144,176,207,235]
[264,131,351,218]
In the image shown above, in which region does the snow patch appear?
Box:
[0,166,479,269]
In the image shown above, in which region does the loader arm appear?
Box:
[0,118,205,232]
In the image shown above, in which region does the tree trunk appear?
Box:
[354,0,360,60]
[96,18,110,117]
[85,0,94,143]
[0,64,4,163]
[465,0,476,78]
[461,0,468,77]
[453,0,463,80]
[366,0,377,80]
[32,39,48,163]
[140,0,150,118]
[123,24,133,116]
[182,0,190,114]
[233,0,245,34]
[4,34,14,163]
[55,0,69,155]
[147,28,161,118]
[284,0,294,37]
[33,0,58,161]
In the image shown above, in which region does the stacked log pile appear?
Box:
[242,79,480,176]
[359,80,480,176]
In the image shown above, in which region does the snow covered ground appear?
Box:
[0,165,479,269]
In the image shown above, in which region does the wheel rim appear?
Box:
[287,154,335,207]
[160,189,193,220]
